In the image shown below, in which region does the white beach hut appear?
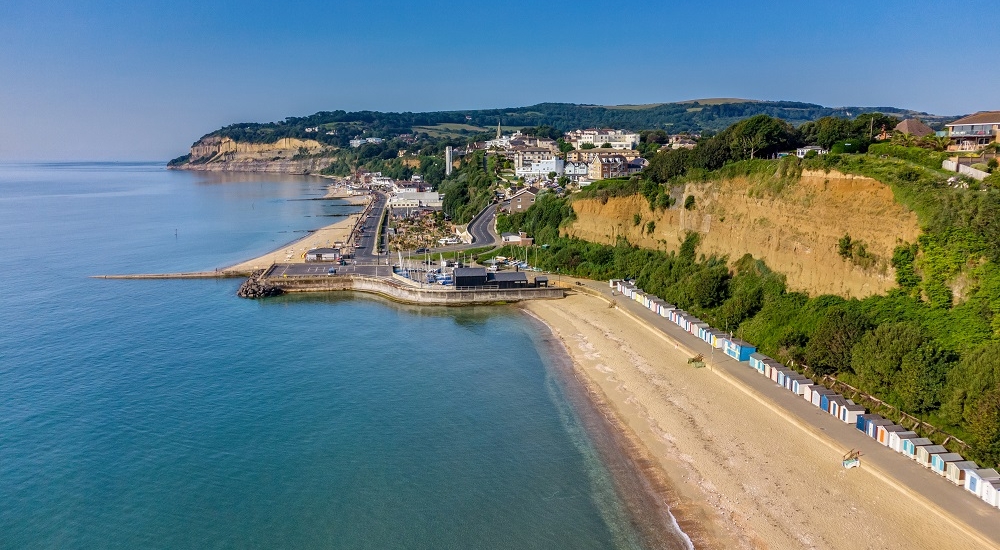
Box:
[901,438,933,459]
[839,404,866,425]
[930,452,965,476]
[876,424,909,447]
[788,375,811,396]
[915,445,948,467]
[827,395,849,417]
[981,480,1000,507]
[946,461,979,486]
[888,431,918,453]
[965,469,1000,498]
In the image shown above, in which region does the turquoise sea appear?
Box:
[0,163,690,549]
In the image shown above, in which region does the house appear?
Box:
[501,232,534,247]
[453,267,488,287]
[965,469,1000,498]
[723,338,756,362]
[503,187,539,212]
[795,146,828,158]
[894,118,935,138]
[565,149,641,163]
[628,157,649,174]
[588,155,629,179]
[487,271,528,289]
[564,128,640,150]
[562,161,590,181]
[305,247,341,262]
[945,111,1000,151]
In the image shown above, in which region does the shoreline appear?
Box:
[523,288,998,549]
[223,187,371,272]
[522,309,698,549]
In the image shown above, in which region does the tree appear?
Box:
[580,143,596,150]
[804,306,871,375]
[850,322,926,404]
[922,135,950,152]
[684,195,696,210]
[601,142,613,148]
[896,344,955,414]
[724,115,800,160]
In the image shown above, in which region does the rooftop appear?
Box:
[947,111,1000,126]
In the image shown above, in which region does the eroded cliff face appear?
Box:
[566,170,922,298]
[177,136,338,174]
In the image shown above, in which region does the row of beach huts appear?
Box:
[611,279,1000,510]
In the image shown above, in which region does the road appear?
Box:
[563,276,1000,547]
[424,203,499,254]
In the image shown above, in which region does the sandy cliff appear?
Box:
[176,136,339,174]
[566,170,922,298]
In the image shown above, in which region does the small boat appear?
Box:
[843,449,862,469]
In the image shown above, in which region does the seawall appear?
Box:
[264,274,564,305]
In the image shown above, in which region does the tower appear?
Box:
[445,146,453,176]
[496,119,502,140]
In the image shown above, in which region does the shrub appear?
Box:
[684,195,696,210]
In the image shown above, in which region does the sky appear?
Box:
[1,0,998,161]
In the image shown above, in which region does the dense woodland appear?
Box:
[493,123,1000,466]
[194,101,950,146]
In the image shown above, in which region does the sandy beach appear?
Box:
[225,186,370,272]
[524,291,995,550]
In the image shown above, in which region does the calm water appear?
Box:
[0,163,685,549]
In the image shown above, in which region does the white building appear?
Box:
[796,146,828,158]
[563,161,590,181]
[390,192,443,209]
[515,157,565,177]
[565,129,640,150]
[349,137,385,148]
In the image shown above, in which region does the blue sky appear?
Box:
[1,0,997,161]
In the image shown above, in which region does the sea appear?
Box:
[0,163,691,549]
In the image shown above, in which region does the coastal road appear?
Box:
[560,276,1000,547]
[420,203,499,255]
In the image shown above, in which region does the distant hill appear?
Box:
[191,99,957,148]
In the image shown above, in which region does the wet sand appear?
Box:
[523,292,995,549]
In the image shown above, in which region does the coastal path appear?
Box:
[558,276,1000,548]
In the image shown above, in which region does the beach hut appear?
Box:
[887,431,917,453]
[800,383,818,402]
[689,320,707,336]
[812,389,836,409]
[901,438,933,459]
[839,404,866,425]
[915,445,948,467]
[946,461,979,486]
[724,338,756,362]
[659,303,675,318]
[981,480,1000,507]
[876,424,909,447]
[784,373,806,392]
[866,417,894,440]
[789,375,811,396]
[827,395,848,417]
[965,469,1000,497]
[929,452,964,476]
[748,353,769,374]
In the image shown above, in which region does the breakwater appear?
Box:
[258,274,564,305]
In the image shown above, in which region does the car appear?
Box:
[415,248,428,253]
[327,268,338,275]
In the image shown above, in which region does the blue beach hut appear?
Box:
[723,338,756,362]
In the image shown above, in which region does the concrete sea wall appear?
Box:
[265,274,564,305]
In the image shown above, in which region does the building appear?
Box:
[349,137,384,148]
[503,187,539,212]
[389,192,443,209]
[305,248,341,261]
[453,267,488,287]
[945,111,1000,151]
[723,338,756,362]
[514,147,555,170]
[445,146,454,176]
[588,155,629,179]
[796,146,828,158]
[566,148,641,163]
[487,271,529,289]
[515,157,564,177]
[894,118,935,138]
[628,157,649,174]
[562,161,590,181]
[501,232,534,247]
[565,129,640,150]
